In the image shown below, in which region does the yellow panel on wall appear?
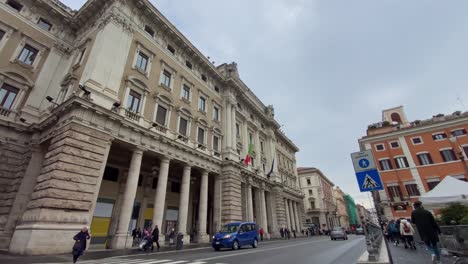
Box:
[145,208,153,220]
[90,217,111,237]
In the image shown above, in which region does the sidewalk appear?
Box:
[387,240,454,264]
[0,242,211,264]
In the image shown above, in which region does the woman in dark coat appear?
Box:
[72,227,90,263]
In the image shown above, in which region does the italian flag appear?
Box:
[244,143,254,166]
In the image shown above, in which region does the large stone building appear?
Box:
[0,0,303,255]
[297,167,338,230]
[359,106,468,220]
[332,187,349,229]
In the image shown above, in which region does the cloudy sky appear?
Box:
[62,0,468,207]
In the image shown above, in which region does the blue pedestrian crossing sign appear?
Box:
[355,169,383,192]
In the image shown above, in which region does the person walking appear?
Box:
[280,228,285,239]
[400,219,416,250]
[259,227,265,241]
[72,227,90,263]
[152,225,160,251]
[169,228,176,245]
[292,229,297,238]
[411,201,442,264]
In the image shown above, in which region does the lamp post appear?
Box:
[449,136,468,180]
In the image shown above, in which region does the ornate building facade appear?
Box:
[332,187,349,230]
[0,0,303,255]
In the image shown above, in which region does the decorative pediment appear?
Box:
[0,70,34,88]
[196,117,209,127]
[126,75,149,93]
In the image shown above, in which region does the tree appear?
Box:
[439,203,468,225]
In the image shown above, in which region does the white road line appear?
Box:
[196,238,344,262]
[163,261,188,264]
[141,260,174,264]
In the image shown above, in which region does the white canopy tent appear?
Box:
[419,176,468,208]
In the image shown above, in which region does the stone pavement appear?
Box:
[387,240,456,264]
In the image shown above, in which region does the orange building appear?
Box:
[358,106,468,220]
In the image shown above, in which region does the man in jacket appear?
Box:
[152,225,160,251]
[411,201,441,264]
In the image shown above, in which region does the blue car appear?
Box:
[212,222,258,251]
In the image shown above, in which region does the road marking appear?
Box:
[163,261,188,264]
[196,239,330,261]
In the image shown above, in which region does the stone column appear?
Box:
[213,175,222,232]
[246,183,254,221]
[258,189,269,238]
[111,148,143,249]
[284,199,291,229]
[178,165,191,243]
[293,202,301,233]
[152,157,170,235]
[225,102,232,150]
[197,171,209,243]
[231,105,237,151]
[288,200,297,232]
[137,183,148,229]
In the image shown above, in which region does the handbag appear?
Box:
[72,240,81,251]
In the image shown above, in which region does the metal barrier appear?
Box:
[364,222,384,261]
[440,225,468,262]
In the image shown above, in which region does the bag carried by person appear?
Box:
[403,223,410,233]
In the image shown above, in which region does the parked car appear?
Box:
[330,227,348,240]
[212,222,258,251]
[356,227,365,235]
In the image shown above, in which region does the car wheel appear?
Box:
[232,240,239,250]
[214,247,220,251]
[252,239,258,248]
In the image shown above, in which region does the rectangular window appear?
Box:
[308,190,313,195]
[440,149,457,162]
[37,18,52,31]
[411,137,423,144]
[161,70,171,87]
[103,166,119,182]
[379,159,392,171]
[307,179,311,185]
[432,133,447,140]
[198,96,206,112]
[427,181,440,190]
[375,144,385,151]
[213,135,220,151]
[260,141,264,153]
[394,156,409,169]
[249,133,253,144]
[405,184,420,197]
[18,44,39,65]
[197,127,205,144]
[171,181,181,193]
[6,0,23,12]
[387,185,403,202]
[452,129,467,137]
[213,106,220,121]
[0,30,4,41]
[126,90,141,113]
[181,84,190,100]
[185,60,192,69]
[155,105,167,126]
[167,45,176,54]
[179,117,188,136]
[135,52,149,72]
[144,25,154,37]
[390,141,399,148]
[236,123,240,138]
[417,153,433,165]
[201,74,207,82]
[0,84,19,110]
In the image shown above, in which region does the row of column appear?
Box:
[284,198,301,232]
[245,184,269,234]
[112,148,211,248]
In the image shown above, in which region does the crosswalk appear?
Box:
[41,257,228,264]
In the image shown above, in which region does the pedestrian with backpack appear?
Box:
[400,219,416,250]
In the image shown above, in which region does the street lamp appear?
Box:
[449,136,468,180]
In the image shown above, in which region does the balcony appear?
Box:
[0,107,12,117]
[152,122,168,133]
[124,109,141,122]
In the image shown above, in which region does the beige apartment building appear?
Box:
[0,0,303,255]
[333,187,349,229]
[298,167,338,230]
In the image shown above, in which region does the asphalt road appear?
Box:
[43,235,366,264]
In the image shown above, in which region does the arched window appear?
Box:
[391,113,402,124]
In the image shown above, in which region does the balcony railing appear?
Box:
[124,109,141,122]
[0,107,12,117]
[152,122,168,133]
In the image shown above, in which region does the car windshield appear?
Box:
[333,227,343,231]
[220,224,239,233]
[356,228,363,231]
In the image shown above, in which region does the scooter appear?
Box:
[138,237,152,251]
